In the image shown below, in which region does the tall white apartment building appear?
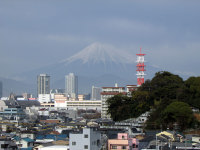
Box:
[101,84,126,119]
[65,73,78,100]
[91,86,101,100]
[37,74,50,95]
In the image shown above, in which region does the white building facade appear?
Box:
[101,84,126,119]
[69,128,101,150]
[38,94,51,103]
[65,73,78,100]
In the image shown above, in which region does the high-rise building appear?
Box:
[37,74,50,95]
[65,73,78,99]
[91,86,101,100]
[0,81,2,98]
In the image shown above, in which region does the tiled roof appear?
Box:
[36,134,67,141]
[22,137,34,142]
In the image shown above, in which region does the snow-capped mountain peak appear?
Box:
[62,42,135,64]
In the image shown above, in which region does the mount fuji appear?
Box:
[59,42,136,78]
[62,42,135,64]
[6,42,160,96]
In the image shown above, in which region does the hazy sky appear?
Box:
[1,0,200,79]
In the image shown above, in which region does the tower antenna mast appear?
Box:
[136,48,146,86]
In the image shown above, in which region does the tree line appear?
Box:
[106,71,200,131]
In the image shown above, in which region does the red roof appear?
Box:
[102,87,125,89]
[101,92,127,95]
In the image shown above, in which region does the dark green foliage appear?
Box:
[106,94,132,121]
[161,101,195,130]
[106,71,200,131]
[106,92,150,121]
[150,71,184,100]
[182,77,200,108]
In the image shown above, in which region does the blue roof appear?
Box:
[22,138,34,142]
[21,148,33,150]
[36,134,67,141]
[36,135,45,140]
[13,136,34,143]
[13,136,20,141]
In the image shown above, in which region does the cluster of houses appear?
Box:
[0,84,199,150]
[0,97,199,150]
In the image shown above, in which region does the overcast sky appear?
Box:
[1,0,200,79]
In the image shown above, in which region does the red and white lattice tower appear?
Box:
[136,48,146,86]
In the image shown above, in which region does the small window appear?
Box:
[97,139,100,146]
[1,144,9,148]
[72,142,76,145]
[84,134,88,138]
[112,145,117,149]
[84,145,88,149]
[122,146,126,149]
[122,136,125,139]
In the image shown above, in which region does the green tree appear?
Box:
[107,91,151,122]
[150,71,184,101]
[106,94,132,121]
[182,77,200,108]
[106,71,200,131]
[161,101,195,130]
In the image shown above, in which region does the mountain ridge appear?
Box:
[61,42,136,65]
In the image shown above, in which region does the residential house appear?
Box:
[14,137,34,149]
[108,133,138,150]
[0,136,17,150]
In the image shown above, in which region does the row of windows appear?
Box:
[71,142,88,149]
[111,144,138,149]
[67,102,101,104]
[112,145,126,149]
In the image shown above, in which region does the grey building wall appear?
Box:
[37,74,50,95]
[91,86,101,100]
[69,128,101,150]
[65,73,78,99]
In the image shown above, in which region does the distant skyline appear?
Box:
[1,0,200,80]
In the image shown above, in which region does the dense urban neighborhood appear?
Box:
[0,71,200,150]
[1,1,200,149]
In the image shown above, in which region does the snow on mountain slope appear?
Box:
[62,42,135,64]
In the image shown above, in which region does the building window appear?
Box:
[122,135,125,139]
[97,139,100,146]
[84,134,88,138]
[112,145,117,149]
[72,142,76,145]
[1,144,9,148]
[122,146,126,149]
[84,145,88,149]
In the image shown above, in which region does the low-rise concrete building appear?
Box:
[108,133,138,150]
[69,128,101,150]
[101,84,126,119]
